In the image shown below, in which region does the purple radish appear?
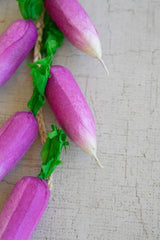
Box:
[45,0,109,75]
[0,176,50,240]
[0,111,38,181]
[45,65,103,167]
[0,19,37,87]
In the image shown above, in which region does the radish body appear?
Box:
[46,66,102,167]
[45,0,102,59]
[0,176,50,240]
[0,19,37,87]
[0,112,38,181]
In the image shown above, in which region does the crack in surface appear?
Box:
[1,179,14,186]
[135,182,148,239]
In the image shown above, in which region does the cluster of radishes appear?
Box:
[0,0,106,239]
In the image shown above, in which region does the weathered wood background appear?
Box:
[0,0,160,239]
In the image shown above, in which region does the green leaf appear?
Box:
[27,56,52,116]
[41,12,64,56]
[38,125,69,180]
[17,0,43,21]
[27,11,64,117]
[27,87,45,117]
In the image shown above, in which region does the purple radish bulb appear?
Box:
[0,176,50,240]
[45,0,109,75]
[46,65,103,167]
[0,19,37,87]
[0,111,38,181]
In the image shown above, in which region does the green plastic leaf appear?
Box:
[38,125,69,180]
[27,56,52,116]
[27,88,45,117]
[27,12,64,117]
[17,0,43,21]
[41,12,64,56]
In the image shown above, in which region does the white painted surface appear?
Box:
[0,0,160,239]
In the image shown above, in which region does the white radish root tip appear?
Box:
[93,155,104,168]
[98,58,109,76]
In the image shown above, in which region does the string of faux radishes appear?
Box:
[0,125,68,240]
[0,0,105,238]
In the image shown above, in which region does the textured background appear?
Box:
[0,0,160,239]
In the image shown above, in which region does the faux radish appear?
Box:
[0,125,68,240]
[0,176,50,240]
[0,19,37,87]
[0,111,38,181]
[45,65,103,168]
[45,0,109,74]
